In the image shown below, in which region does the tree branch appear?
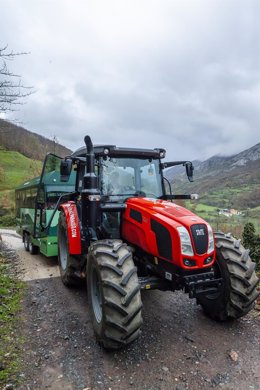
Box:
[0,45,34,114]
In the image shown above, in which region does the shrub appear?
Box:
[242,222,260,271]
[0,214,16,227]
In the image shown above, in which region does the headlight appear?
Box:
[177,226,194,256]
[207,224,214,254]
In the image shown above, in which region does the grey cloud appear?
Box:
[1,0,259,160]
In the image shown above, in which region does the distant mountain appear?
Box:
[195,142,260,175]
[165,142,260,209]
[0,119,72,161]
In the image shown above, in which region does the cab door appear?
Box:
[33,154,62,238]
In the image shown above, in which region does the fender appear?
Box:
[60,201,81,255]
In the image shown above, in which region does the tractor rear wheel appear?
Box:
[198,232,259,320]
[87,239,143,349]
[58,210,81,287]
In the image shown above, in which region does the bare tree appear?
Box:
[0,45,33,114]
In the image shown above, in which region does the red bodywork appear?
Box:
[122,198,215,270]
[60,202,81,255]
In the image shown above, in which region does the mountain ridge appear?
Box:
[0,119,72,161]
[166,142,260,180]
[195,142,260,175]
[165,142,260,210]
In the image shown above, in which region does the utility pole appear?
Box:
[52,135,58,154]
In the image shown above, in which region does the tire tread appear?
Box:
[87,239,142,349]
[198,232,259,321]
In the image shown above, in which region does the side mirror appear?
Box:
[60,159,73,182]
[185,162,194,182]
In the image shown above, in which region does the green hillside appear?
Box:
[168,143,260,236]
[0,148,42,224]
[0,148,42,190]
[0,118,71,160]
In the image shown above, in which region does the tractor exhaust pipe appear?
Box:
[84,135,94,174]
[81,135,100,238]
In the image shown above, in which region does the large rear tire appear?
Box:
[87,239,143,349]
[198,232,259,320]
[58,210,81,287]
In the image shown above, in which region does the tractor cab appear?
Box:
[68,143,166,200]
[62,141,194,203]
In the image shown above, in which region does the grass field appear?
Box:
[198,183,260,210]
[0,149,42,191]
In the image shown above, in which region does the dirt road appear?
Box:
[1,229,259,390]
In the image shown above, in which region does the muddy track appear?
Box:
[1,229,259,390]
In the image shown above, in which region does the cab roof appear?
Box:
[71,144,166,159]
[16,170,76,191]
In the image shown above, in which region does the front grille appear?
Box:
[190,224,208,255]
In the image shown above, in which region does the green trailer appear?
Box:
[16,153,76,257]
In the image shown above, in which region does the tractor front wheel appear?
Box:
[198,232,259,320]
[87,239,143,349]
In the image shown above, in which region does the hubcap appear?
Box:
[91,267,102,323]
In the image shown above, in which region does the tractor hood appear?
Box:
[122,197,214,269]
[125,197,206,228]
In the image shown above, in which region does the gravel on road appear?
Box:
[1,229,259,390]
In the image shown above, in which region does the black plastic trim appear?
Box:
[151,219,172,260]
[130,209,142,224]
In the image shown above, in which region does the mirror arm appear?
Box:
[160,161,190,169]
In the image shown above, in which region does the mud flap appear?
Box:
[60,202,81,255]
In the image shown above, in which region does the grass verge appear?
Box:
[0,245,26,387]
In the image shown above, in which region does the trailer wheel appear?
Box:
[29,240,38,255]
[58,210,81,287]
[197,232,259,321]
[87,239,143,349]
[24,232,30,252]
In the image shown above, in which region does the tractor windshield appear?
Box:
[100,157,163,199]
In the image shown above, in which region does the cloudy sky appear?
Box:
[1,0,259,160]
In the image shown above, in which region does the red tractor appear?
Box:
[58,135,259,349]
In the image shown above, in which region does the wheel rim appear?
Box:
[91,267,102,323]
[59,227,68,271]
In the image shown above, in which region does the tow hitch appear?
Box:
[184,272,223,299]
